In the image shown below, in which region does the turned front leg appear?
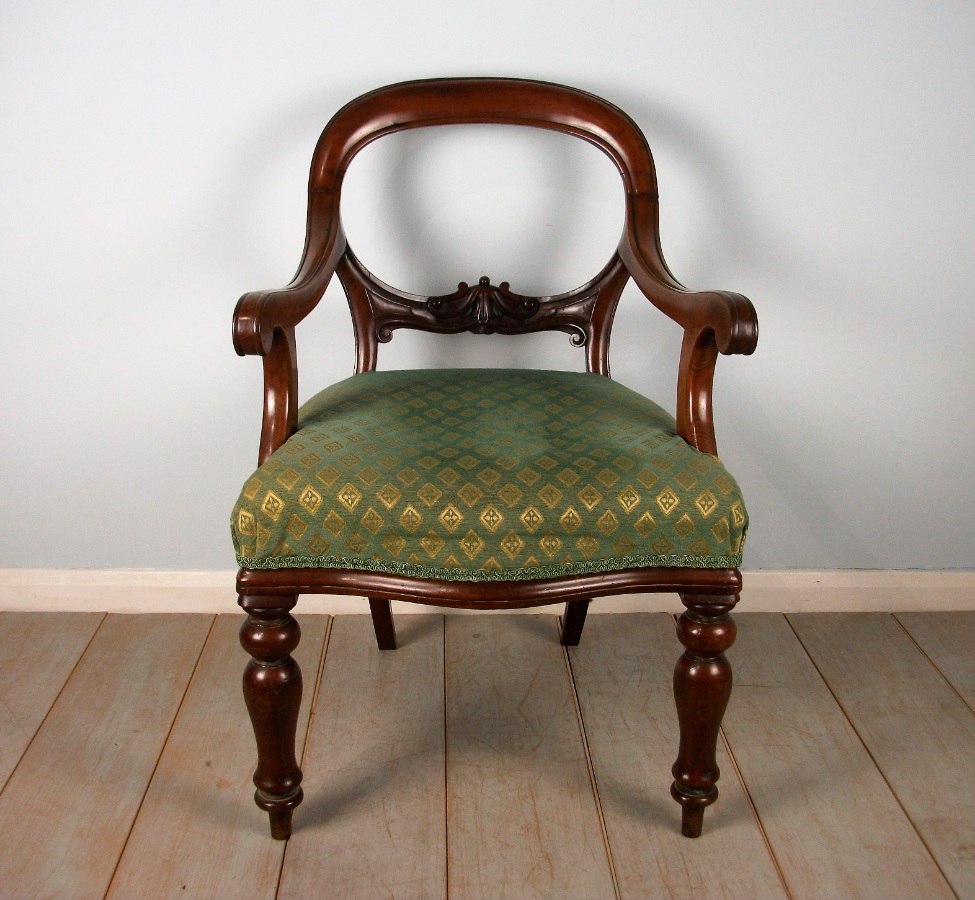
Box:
[671,592,738,837]
[239,595,303,839]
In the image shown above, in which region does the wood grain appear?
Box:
[725,613,952,899]
[446,614,615,899]
[568,612,786,899]
[107,613,329,899]
[0,611,103,791]
[0,614,212,898]
[896,610,975,712]
[278,614,447,899]
[790,612,975,897]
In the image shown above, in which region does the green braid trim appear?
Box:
[235,551,742,582]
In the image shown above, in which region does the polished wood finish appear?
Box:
[232,77,757,839]
[560,599,590,646]
[671,593,737,837]
[239,595,304,839]
[367,597,397,650]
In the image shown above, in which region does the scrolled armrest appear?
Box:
[618,195,757,355]
[618,194,758,454]
[232,190,346,357]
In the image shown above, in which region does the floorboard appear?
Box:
[108,613,330,900]
[896,610,975,713]
[278,614,448,900]
[724,613,952,899]
[445,614,616,900]
[0,611,103,791]
[790,612,975,897]
[568,612,787,899]
[0,613,212,898]
[1,610,972,898]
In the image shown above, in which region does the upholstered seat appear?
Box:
[233,369,747,579]
[231,77,758,844]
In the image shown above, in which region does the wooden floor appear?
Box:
[0,611,973,899]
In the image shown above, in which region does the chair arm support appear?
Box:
[233,192,346,463]
[618,194,758,356]
[619,195,758,453]
[233,191,346,357]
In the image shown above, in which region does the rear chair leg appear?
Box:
[239,594,304,839]
[369,597,397,650]
[561,599,591,646]
[671,592,738,837]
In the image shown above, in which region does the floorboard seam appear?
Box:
[103,613,218,899]
[784,613,959,899]
[559,614,622,900]
[277,613,334,899]
[0,611,107,800]
[718,727,794,900]
[892,614,975,719]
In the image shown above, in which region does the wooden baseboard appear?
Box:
[0,568,972,614]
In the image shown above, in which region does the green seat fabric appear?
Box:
[231,369,747,581]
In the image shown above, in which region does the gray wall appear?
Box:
[2,1,973,570]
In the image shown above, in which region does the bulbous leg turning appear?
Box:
[671,592,738,838]
[239,594,303,839]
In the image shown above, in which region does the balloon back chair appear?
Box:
[231,77,757,842]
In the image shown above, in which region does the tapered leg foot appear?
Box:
[260,794,302,840]
[561,599,591,646]
[369,597,397,650]
[671,592,738,838]
[239,594,304,840]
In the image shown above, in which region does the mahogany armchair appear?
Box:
[231,78,757,842]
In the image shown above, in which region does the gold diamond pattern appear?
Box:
[438,504,464,533]
[299,486,322,515]
[383,532,406,555]
[578,485,602,511]
[261,492,284,522]
[500,531,525,560]
[377,483,401,509]
[537,484,563,509]
[559,507,581,533]
[308,535,330,555]
[233,370,747,574]
[635,512,657,535]
[323,510,345,535]
[614,535,635,556]
[479,504,504,533]
[520,506,544,533]
[731,501,746,528]
[497,483,523,507]
[457,482,483,506]
[617,486,640,513]
[576,534,598,557]
[417,482,442,507]
[597,510,619,535]
[361,507,384,534]
[695,490,718,517]
[420,530,445,557]
[399,505,422,533]
[673,514,695,538]
[345,532,368,554]
[460,529,484,559]
[317,466,340,487]
[539,532,562,558]
[337,483,362,512]
[656,487,679,515]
